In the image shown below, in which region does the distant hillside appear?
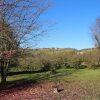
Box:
[79,48,96,52]
[26,47,98,55]
[34,48,77,52]
[33,48,77,53]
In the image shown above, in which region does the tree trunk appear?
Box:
[0,61,7,84]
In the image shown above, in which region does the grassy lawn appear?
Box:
[0,68,100,99]
[57,68,100,81]
[2,68,100,83]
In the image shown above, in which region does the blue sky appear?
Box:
[38,0,100,50]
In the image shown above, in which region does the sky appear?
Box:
[37,0,100,50]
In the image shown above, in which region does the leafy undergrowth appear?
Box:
[0,80,100,100]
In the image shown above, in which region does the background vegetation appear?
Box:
[12,48,100,72]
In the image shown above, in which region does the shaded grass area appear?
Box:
[0,68,100,91]
[0,68,75,90]
[6,68,77,82]
[0,68,100,99]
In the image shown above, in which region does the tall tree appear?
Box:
[0,0,50,84]
[0,20,19,84]
[91,17,100,48]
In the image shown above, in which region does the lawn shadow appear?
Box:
[7,70,42,76]
[0,69,76,91]
[0,77,39,91]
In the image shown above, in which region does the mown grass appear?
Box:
[1,68,100,82]
[0,68,100,99]
[58,68,100,82]
[0,68,100,84]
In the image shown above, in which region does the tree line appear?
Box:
[16,48,100,72]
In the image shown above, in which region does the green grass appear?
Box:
[1,68,100,99]
[6,72,49,82]
[2,68,99,83]
[58,68,100,82]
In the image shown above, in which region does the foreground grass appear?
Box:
[57,68,100,82]
[0,68,100,82]
[0,68,100,99]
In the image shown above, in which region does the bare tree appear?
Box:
[0,0,51,84]
[91,17,100,48]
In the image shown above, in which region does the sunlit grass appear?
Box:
[58,68,100,82]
